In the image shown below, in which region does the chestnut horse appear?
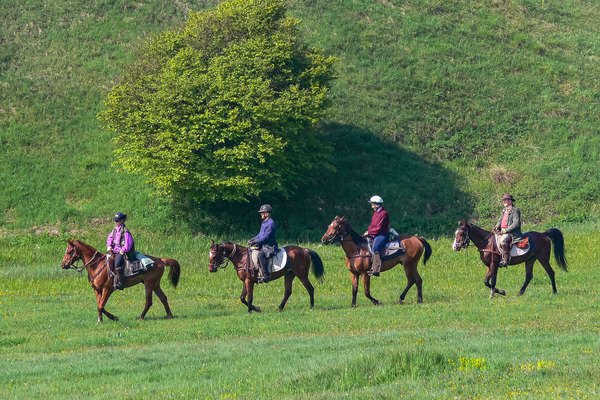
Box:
[61,238,180,323]
[321,216,432,307]
[208,241,324,313]
[452,220,567,298]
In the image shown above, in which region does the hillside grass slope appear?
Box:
[1,0,599,239]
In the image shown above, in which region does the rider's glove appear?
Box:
[107,247,112,252]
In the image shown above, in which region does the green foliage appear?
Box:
[99,0,337,202]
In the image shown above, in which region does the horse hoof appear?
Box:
[253,307,262,313]
[499,290,506,296]
[351,304,357,308]
[373,302,381,306]
[396,299,404,305]
[165,314,174,319]
[417,298,423,304]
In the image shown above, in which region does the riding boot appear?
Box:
[369,253,381,277]
[258,253,270,283]
[499,250,510,267]
[114,267,125,290]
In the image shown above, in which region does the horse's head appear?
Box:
[321,216,349,245]
[61,238,82,269]
[453,220,470,251]
[208,240,232,273]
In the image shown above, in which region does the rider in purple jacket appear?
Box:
[107,212,135,290]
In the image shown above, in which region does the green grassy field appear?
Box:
[1,228,598,399]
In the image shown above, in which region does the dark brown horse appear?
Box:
[61,238,180,323]
[208,241,324,313]
[452,220,567,298]
[321,216,432,307]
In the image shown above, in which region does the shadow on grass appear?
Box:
[180,123,474,239]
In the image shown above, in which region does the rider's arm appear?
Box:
[121,232,133,253]
[505,208,521,233]
[254,220,273,245]
[106,230,114,251]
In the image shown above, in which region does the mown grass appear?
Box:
[1,229,599,399]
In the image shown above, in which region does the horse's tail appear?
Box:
[543,229,568,272]
[163,258,181,288]
[307,249,325,282]
[418,237,432,266]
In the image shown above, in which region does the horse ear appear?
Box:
[68,237,75,245]
[340,216,345,221]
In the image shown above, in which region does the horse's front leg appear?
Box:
[362,273,380,306]
[486,266,505,298]
[245,279,261,313]
[98,287,118,323]
[350,272,359,308]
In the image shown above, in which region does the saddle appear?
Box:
[366,231,407,260]
[495,234,532,257]
[123,252,155,278]
[250,247,288,276]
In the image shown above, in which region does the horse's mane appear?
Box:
[349,229,367,245]
[71,238,97,253]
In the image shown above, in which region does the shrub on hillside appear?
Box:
[99,0,336,202]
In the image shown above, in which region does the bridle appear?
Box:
[455,225,471,251]
[209,243,237,270]
[64,246,102,273]
[323,217,348,244]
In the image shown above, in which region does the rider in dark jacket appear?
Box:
[248,204,278,283]
[494,193,522,267]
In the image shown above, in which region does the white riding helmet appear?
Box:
[369,195,384,204]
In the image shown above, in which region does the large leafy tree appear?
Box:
[99,0,336,202]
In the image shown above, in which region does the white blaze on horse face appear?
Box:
[452,229,460,251]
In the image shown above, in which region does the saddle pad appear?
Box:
[495,235,530,257]
[384,240,405,257]
[251,248,288,273]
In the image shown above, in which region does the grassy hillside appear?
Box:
[1,0,599,239]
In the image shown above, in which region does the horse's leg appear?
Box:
[518,258,535,296]
[488,267,506,298]
[350,272,359,308]
[362,273,380,306]
[246,279,259,313]
[539,254,557,294]
[240,283,248,307]
[98,287,117,323]
[297,272,315,310]
[278,271,295,311]
[413,265,424,304]
[153,283,173,318]
[139,282,154,320]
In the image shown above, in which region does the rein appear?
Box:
[70,251,102,274]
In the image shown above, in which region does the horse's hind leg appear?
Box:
[139,283,153,320]
[278,271,295,311]
[154,284,173,318]
[539,256,557,294]
[518,259,535,296]
[362,273,380,306]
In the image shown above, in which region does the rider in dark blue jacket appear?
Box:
[248,204,278,283]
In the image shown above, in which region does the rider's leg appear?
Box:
[499,233,511,267]
[258,251,270,283]
[114,253,125,290]
[369,234,386,277]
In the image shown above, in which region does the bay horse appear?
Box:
[208,241,324,313]
[321,216,432,307]
[452,220,567,298]
[61,238,180,323]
